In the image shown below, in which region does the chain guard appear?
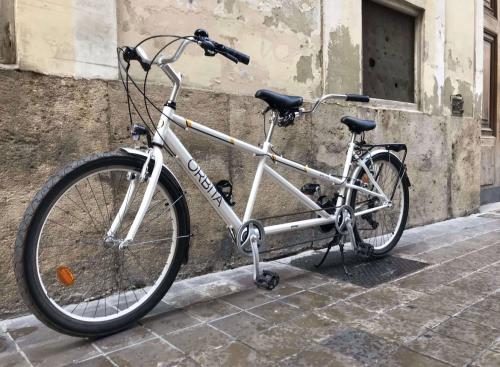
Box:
[236,220,265,256]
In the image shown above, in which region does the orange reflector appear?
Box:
[57,266,75,286]
[362,175,370,184]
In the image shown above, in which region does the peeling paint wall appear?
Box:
[443,0,476,117]
[324,0,362,95]
[12,0,479,113]
[117,0,322,99]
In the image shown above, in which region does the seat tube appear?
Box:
[243,118,276,222]
[336,133,356,208]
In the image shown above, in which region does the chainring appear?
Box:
[236,220,265,256]
[335,205,356,235]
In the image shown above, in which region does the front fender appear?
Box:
[120,147,191,264]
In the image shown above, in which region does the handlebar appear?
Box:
[121,29,366,118]
[345,94,370,103]
[122,29,250,72]
[195,30,250,65]
[299,93,370,116]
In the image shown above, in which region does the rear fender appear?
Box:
[347,149,410,204]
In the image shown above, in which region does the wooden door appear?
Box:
[481,0,500,204]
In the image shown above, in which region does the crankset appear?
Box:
[236,220,280,289]
[236,219,265,256]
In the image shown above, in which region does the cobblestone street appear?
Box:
[2,207,500,366]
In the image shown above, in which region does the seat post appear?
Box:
[265,111,277,144]
[350,132,356,144]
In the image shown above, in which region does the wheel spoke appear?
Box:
[87,177,107,229]
[352,156,407,250]
[98,172,112,227]
[34,164,181,325]
[74,184,103,233]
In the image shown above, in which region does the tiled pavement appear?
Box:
[2,207,500,366]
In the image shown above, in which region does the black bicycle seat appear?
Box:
[255,89,303,111]
[341,116,376,134]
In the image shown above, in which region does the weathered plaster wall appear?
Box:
[443,0,476,117]
[117,0,323,99]
[323,0,362,95]
[13,0,479,115]
[15,0,117,79]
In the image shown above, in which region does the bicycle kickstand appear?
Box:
[339,242,351,279]
[315,232,341,268]
[249,233,279,290]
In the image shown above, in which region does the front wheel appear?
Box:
[349,151,409,257]
[14,151,190,337]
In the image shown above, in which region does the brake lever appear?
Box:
[220,51,238,63]
[204,49,216,57]
[198,39,217,57]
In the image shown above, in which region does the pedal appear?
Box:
[355,241,374,258]
[300,183,320,196]
[215,180,235,206]
[255,270,280,290]
[342,206,373,259]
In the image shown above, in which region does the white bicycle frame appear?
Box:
[111,39,392,248]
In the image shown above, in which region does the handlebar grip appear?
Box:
[345,94,370,103]
[220,51,239,63]
[223,46,250,65]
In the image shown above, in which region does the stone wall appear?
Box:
[0,69,480,317]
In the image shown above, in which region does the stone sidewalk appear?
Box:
[2,207,500,367]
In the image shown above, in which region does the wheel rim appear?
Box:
[35,166,179,322]
[353,160,405,251]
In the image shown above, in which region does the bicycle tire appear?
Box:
[14,151,190,337]
[350,151,409,257]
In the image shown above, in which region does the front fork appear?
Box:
[106,146,164,248]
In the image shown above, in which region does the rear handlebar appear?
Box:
[299,93,370,116]
[345,94,370,103]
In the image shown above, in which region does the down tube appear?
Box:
[164,128,242,230]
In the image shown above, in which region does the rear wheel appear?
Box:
[14,151,190,337]
[349,152,409,257]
